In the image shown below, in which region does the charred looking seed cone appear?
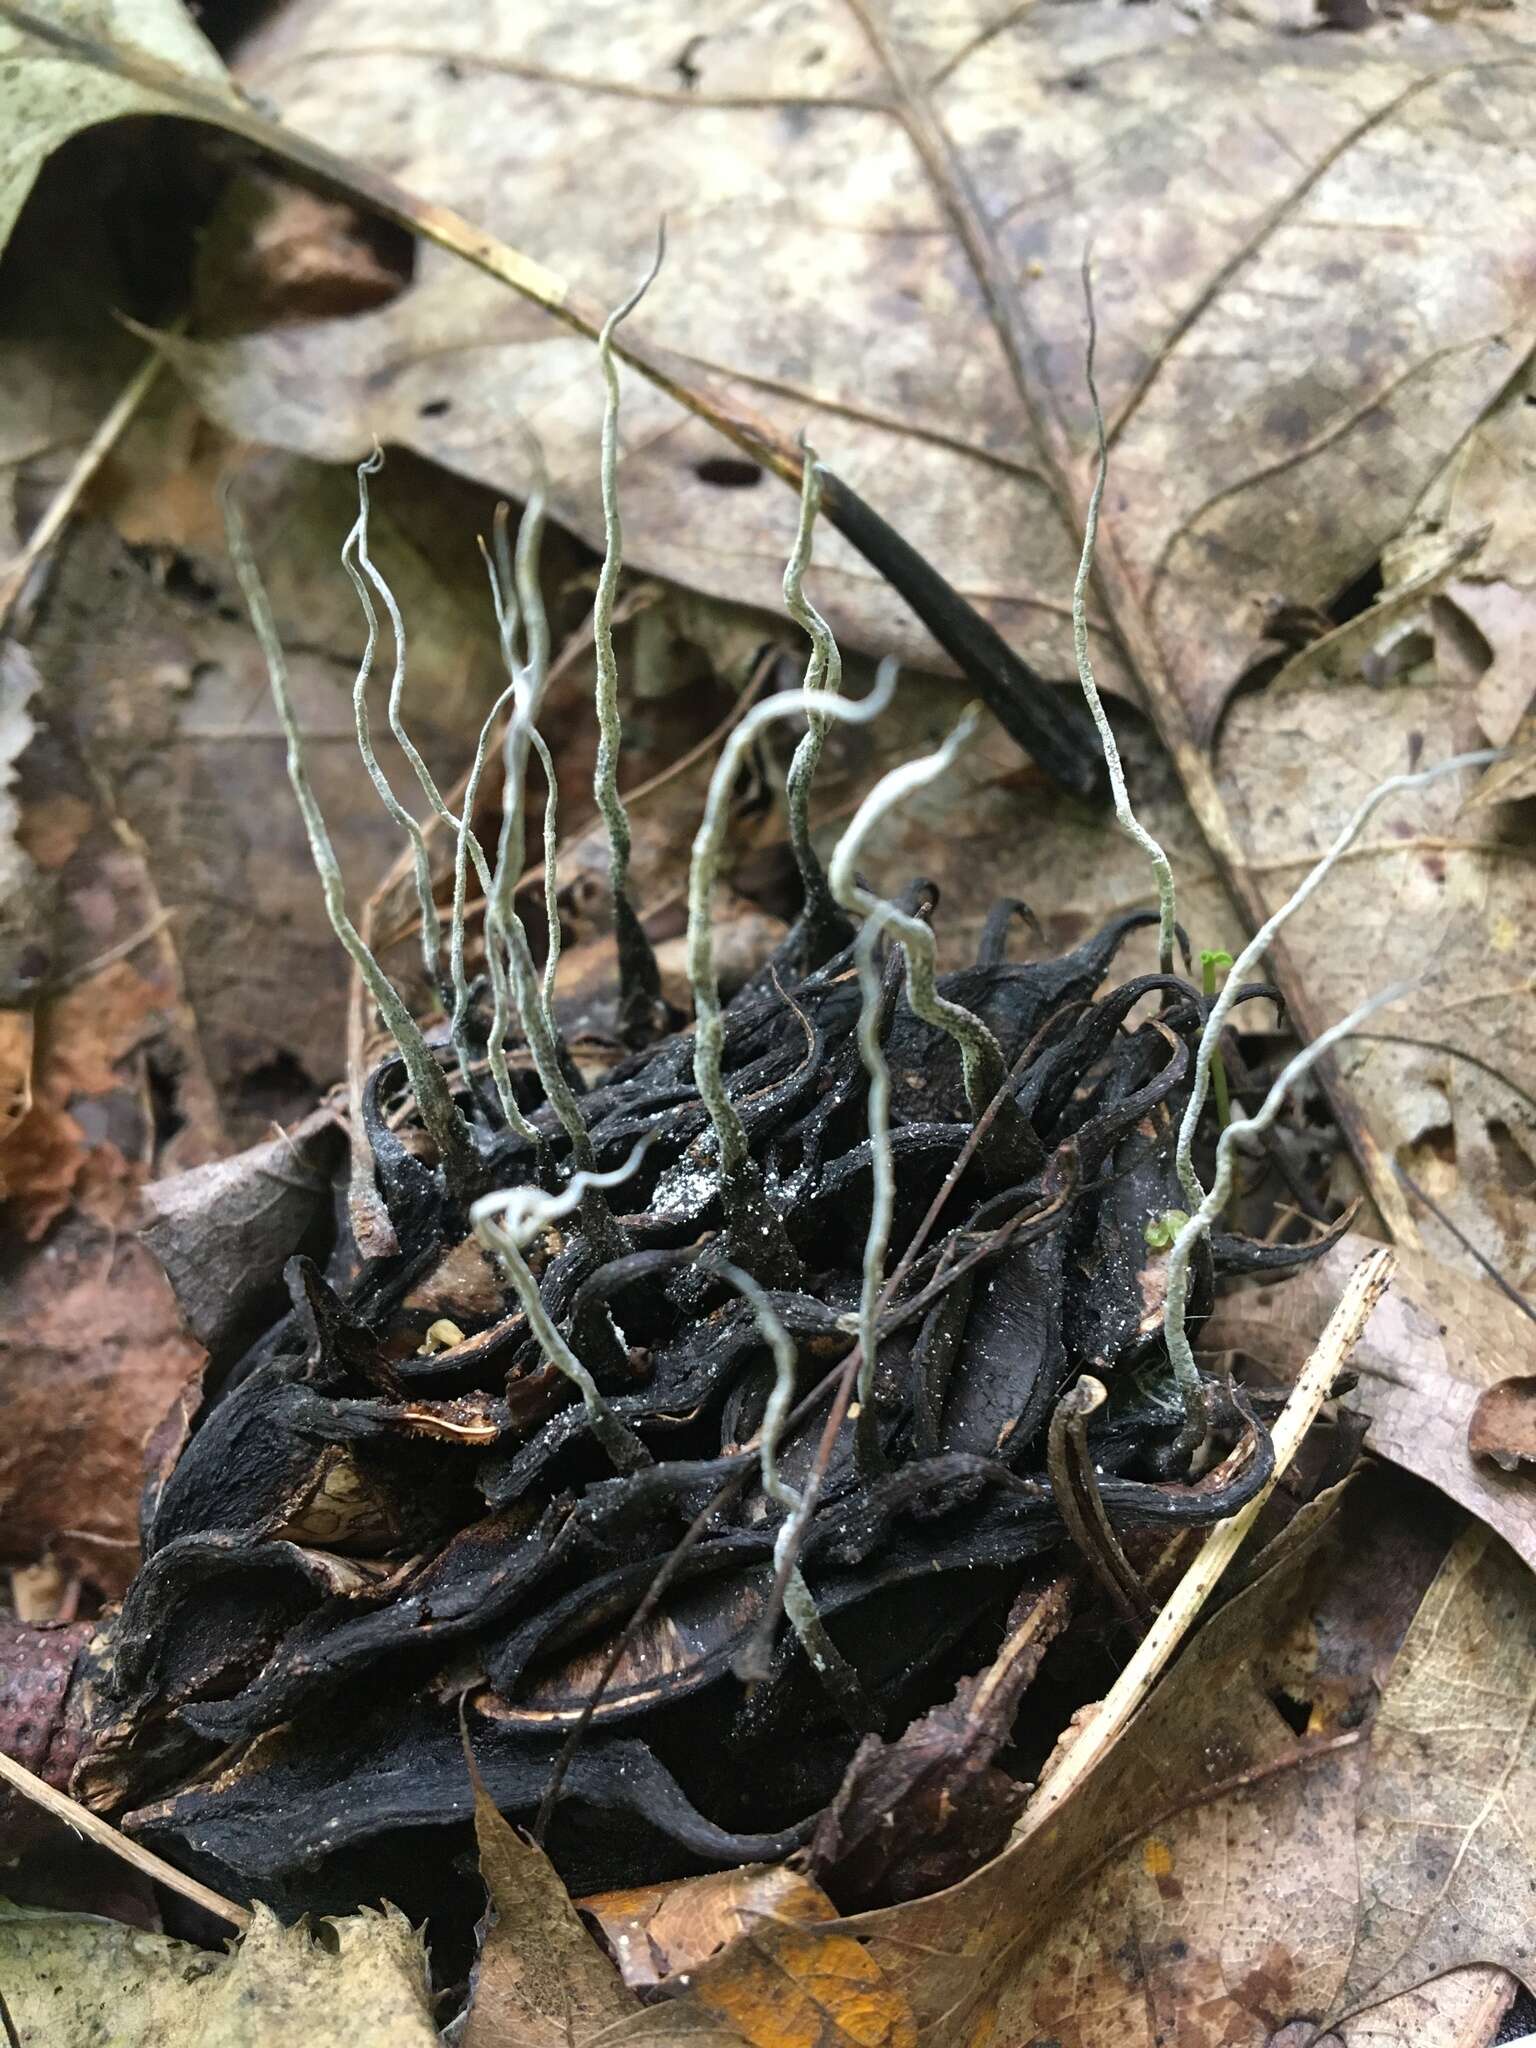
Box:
[75,302,1392,1942]
[78,893,1344,1921]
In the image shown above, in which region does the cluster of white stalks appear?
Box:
[226,258,1498,1671]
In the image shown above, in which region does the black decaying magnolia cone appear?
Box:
[79,898,1343,1925]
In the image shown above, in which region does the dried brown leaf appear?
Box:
[139,1104,343,1354]
[1202,1230,1536,1571]
[133,6,1533,723]
[1467,1378,1536,1474]
[463,1763,639,2048]
[580,1865,836,1994]
[0,1210,205,1590]
[1336,1523,1536,2018]
[808,1575,1073,1909]
[0,1,230,252]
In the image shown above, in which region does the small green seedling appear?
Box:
[1143,1209,1190,1250]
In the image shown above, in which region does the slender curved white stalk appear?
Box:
[1163,983,1413,1435]
[530,724,563,1019]
[715,1261,861,1697]
[827,704,1005,1118]
[782,448,843,919]
[472,1143,652,1467]
[354,458,565,1179]
[849,915,893,1418]
[824,704,987,1414]
[1174,749,1500,1211]
[592,240,664,1014]
[476,483,597,1168]
[341,451,442,988]
[688,664,899,1180]
[1074,271,1176,975]
[223,487,477,1188]
[446,669,542,1146]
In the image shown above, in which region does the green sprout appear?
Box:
[1143,1209,1190,1251]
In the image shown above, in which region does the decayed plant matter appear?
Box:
[73,284,1492,1932]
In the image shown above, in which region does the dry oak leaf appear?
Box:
[1201,1230,1536,1573]
[1467,1378,1536,1475]
[139,1103,343,1355]
[0,1207,205,1592]
[463,1760,640,2048]
[0,1899,437,2048]
[580,1865,838,1994]
[607,1480,1466,2048]
[41,0,1529,1273]
[0,0,230,252]
[1335,1521,1536,2020]
[143,1,1536,730]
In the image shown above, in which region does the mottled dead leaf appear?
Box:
[463,1762,639,2048]
[1467,1378,1536,1474]
[1336,1523,1536,2019]
[139,1104,343,1355]
[0,0,230,251]
[0,1899,437,2047]
[136,3,1532,731]
[581,1865,835,1993]
[1202,1231,1536,1571]
[0,1208,205,1591]
[0,1615,92,1853]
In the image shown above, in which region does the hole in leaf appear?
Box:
[236,1048,317,1126]
[694,457,765,490]
[1269,1688,1313,1737]
[1325,559,1383,627]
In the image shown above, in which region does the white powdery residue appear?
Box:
[648,1155,717,1216]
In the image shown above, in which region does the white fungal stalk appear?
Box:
[342,450,443,990]
[825,700,986,1416]
[1174,748,1500,1212]
[592,241,666,1030]
[1074,268,1177,975]
[782,448,843,928]
[223,486,478,1190]
[827,703,1007,1120]
[478,483,599,1171]
[1162,982,1413,1439]
[715,1261,866,1713]
[687,666,900,1182]
[472,1143,653,1468]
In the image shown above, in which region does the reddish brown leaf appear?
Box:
[1467,1379,1536,1475]
[581,1866,836,1994]
[809,1575,1073,1909]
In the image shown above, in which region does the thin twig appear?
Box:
[1047,1375,1153,1626]
[0,340,167,633]
[1017,1245,1395,1840]
[0,1748,249,1931]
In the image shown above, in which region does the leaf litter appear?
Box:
[0,3,1533,2046]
